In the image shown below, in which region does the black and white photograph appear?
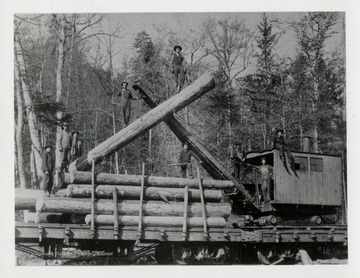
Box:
[2,0,360,277]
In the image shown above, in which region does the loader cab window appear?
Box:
[310,157,323,172]
[294,156,308,171]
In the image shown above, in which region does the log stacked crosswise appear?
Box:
[15,172,232,228]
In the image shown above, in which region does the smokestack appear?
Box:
[302,136,311,152]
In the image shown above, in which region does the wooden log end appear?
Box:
[35,212,41,224]
[68,162,77,173]
[23,210,31,223]
[64,173,72,184]
[35,197,45,213]
[84,215,92,225]
[66,184,73,197]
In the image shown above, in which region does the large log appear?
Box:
[36,197,231,218]
[23,211,85,224]
[66,171,234,190]
[70,73,215,171]
[134,84,259,210]
[66,184,223,202]
[15,188,67,210]
[85,215,226,228]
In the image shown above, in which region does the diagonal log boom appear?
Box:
[133,84,259,210]
[70,73,215,171]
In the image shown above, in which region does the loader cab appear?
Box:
[244,149,342,214]
[242,151,275,203]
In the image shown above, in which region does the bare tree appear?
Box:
[90,18,126,174]
[14,60,26,188]
[14,23,44,185]
[53,14,67,186]
[203,17,255,145]
[292,12,339,152]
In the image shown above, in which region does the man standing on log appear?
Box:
[273,129,295,168]
[69,131,83,163]
[178,142,200,178]
[230,142,246,183]
[118,81,140,127]
[59,122,72,172]
[41,145,54,196]
[172,45,185,93]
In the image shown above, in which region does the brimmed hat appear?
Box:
[275,129,284,134]
[121,81,129,86]
[182,141,189,147]
[43,145,52,149]
[72,131,80,136]
[174,45,182,51]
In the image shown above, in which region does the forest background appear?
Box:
[13,12,346,189]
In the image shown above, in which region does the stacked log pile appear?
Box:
[15,171,234,228]
[15,73,224,228]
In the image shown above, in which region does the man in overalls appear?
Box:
[172,45,185,93]
[119,81,140,127]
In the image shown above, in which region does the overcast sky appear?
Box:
[87,12,344,72]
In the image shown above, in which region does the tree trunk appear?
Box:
[14,61,26,188]
[313,123,319,153]
[94,110,98,145]
[85,215,225,228]
[227,95,232,147]
[148,128,152,173]
[14,29,43,180]
[66,171,234,189]
[66,184,223,202]
[30,146,38,189]
[70,73,215,171]
[36,197,231,218]
[14,146,19,188]
[55,14,67,183]
[112,103,119,174]
[66,14,76,103]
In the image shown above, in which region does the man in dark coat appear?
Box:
[69,131,83,163]
[273,129,295,166]
[119,81,140,127]
[172,45,185,93]
[178,142,200,178]
[230,142,246,182]
[59,122,72,172]
[40,145,54,196]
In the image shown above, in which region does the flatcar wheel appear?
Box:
[172,246,193,265]
[209,246,227,265]
[257,248,281,265]
[321,211,340,224]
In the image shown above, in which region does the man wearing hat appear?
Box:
[59,121,72,172]
[229,142,246,182]
[178,142,200,178]
[273,129,295,166]
[118,81,140,127]
[41,145,54,196]
[70,131,83,163]
[172,45,185,93]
